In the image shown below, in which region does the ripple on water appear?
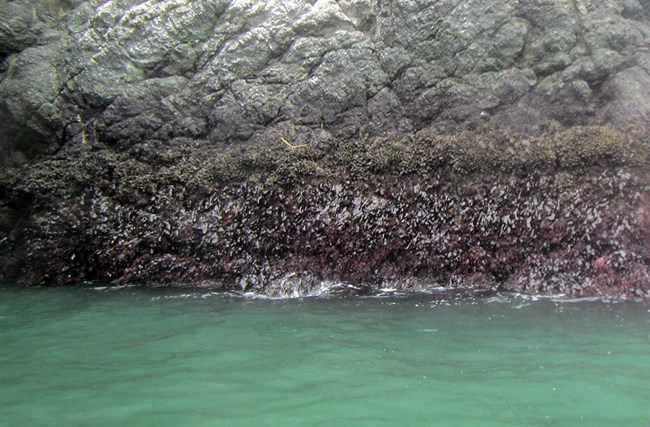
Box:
[0,285,648,426]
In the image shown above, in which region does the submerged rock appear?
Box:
[0,1,649,298]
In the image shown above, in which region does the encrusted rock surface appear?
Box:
[1,124,649,298]
[1,0,649,297]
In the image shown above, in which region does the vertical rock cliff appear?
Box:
[1,0,649,297]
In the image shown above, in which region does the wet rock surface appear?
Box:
[1,125,649,298]
[0,0,649,297]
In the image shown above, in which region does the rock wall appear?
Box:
[1,0,649,297]
[2,0,650,164]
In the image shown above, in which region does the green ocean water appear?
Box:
[0,286,648,427]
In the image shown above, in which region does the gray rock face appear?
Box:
[1,0,649,165]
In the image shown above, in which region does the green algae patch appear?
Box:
[2,124,646,209]
[326,124,646,179]
[554,125,646,169]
